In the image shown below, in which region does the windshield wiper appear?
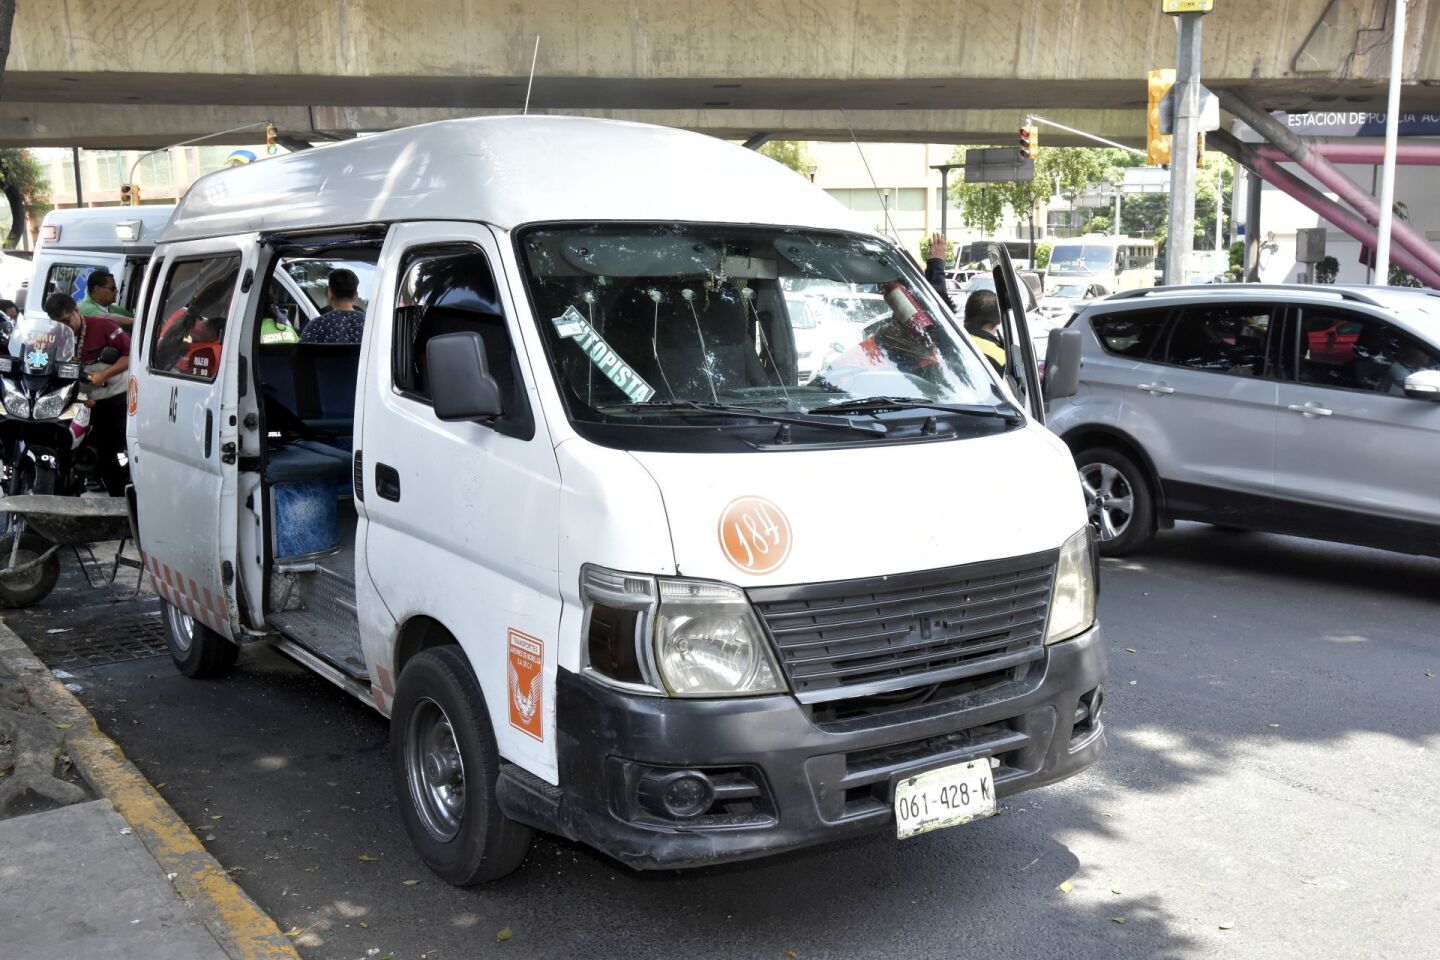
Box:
[604,400,888,436]
[815,396,1024,424]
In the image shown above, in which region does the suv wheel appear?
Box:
[1076,447,1155,556]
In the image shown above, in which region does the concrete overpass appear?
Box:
[3,0,1439,148]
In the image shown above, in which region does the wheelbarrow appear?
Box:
[0,494,143,608]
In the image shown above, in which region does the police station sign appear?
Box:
[1279,111,1440,138]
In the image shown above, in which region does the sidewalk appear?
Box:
[0,800,231,959]
[0,621,300,960]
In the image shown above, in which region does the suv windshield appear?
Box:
[518,224,1005,450]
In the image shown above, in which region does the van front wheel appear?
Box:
[391,646,532,885]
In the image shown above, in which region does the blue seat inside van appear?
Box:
[258,343,360,436]
[258,344,361,559]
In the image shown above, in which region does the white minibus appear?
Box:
[127,116,1105,884]
[1046,235,1157,292]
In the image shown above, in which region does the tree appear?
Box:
[1034,241,1054,270]
[757,141,814,178]
[0,149,49,248]
[919,234,954,262]
[948,146,1113,239]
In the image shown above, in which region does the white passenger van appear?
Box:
[127,117,1105,884]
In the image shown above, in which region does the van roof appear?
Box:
[162,116,862,244]
[39,204,176,253]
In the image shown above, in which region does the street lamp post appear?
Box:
[806,164,817,183]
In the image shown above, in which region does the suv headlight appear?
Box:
[581,565,787,698]
[32,384,76,421]
[1045,526,1097,644]
[1,378,29,419]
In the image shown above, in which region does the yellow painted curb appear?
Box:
[0,622,300,960]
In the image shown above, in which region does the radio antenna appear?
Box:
[523,36,541,115]
[842,108,902,246]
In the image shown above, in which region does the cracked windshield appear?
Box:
[520,225,1003,434]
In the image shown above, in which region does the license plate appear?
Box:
[894,759,995,839]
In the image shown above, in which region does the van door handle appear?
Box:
[1137,382,1175,396]
[1287,402,1333,418]
[375,463,401,501]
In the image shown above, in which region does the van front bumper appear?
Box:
[496,625,1106,870]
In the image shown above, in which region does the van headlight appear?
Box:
[1045,526,1097,644]
[1,378,29,419]
[581,565,787,698]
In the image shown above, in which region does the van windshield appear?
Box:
[1048,245,1116,276]
[518,224,1007,450]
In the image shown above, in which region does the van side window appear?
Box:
[44,263,104,305]
[1090,308,1168,359]
[391,245,533,440]
[147,256,241,382]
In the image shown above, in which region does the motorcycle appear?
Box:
[0,316,127,607]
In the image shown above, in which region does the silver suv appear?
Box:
[1046,285,1440,556]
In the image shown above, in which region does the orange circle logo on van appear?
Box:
[126,376,138,416]
[718,497,792,575]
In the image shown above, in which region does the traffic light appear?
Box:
[120,183,137,206]
[265,123,279,154]
[1019,123,1037,160]
[1147,69,1175,166]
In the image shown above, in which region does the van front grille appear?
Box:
[747,550,1057,706]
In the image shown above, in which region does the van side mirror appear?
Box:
[1043,329,1083,401]
[98,346,121,365]
[425,331,504,422]
[1402,368,1440,401]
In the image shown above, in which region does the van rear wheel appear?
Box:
[391,646,532,885]
[1076,447,1155,557]
[161,601,239,678]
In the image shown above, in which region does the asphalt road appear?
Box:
[11,524,1439,960]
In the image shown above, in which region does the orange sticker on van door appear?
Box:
[507,629,544,741]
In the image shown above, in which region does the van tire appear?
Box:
[1075,447,1155,557]
[391,646,532,885]
[161,600,239,678]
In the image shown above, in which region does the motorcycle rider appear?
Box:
[44,293,131,494]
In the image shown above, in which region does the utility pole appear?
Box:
[1165,5,1206,285]
[1374,0,1408,283]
